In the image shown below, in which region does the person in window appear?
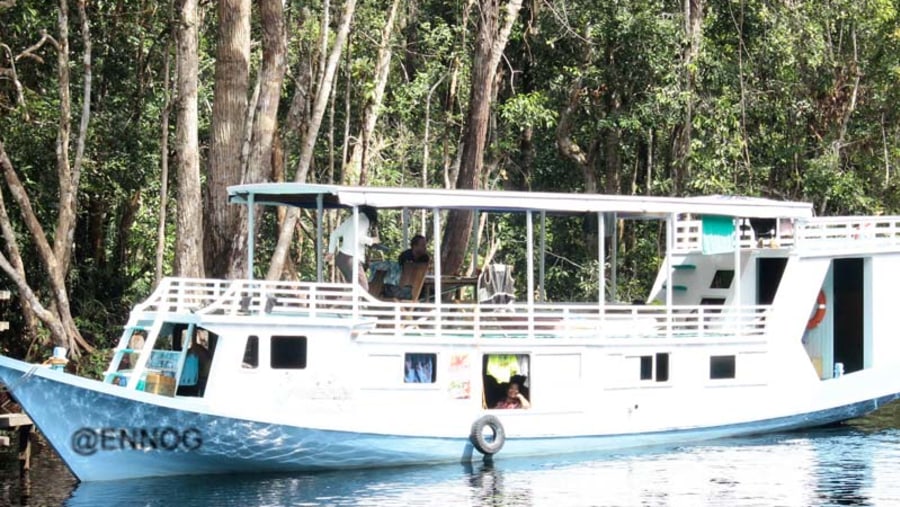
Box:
[493,381,530,409]
[325,206,379,291]
[398,234,430,265]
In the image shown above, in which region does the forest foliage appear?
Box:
[1,0,899,369]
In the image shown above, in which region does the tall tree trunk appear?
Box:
[228,0,287,278]
[673,0,703,195]
[174,0,205,278]
[440,0,523,275]
[267,0,358,280]
[206,0,250,278]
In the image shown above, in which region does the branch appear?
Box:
[15,31,54,63]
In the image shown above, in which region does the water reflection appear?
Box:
[5,403,900,506]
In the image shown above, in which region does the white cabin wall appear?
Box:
[766,256,831,385]
[869,254,900,369]
[203,326,358,409]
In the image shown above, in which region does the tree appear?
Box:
[206,0,250,279]
[0,0,94,357]
[173,0,204,278]
[228,0,287,278]
[266,0,358,280]
[440,0,523,275]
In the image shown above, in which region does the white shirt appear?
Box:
[328,213,375,257]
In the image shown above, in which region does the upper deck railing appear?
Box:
[674,215,900,254]
[138,277,770,342]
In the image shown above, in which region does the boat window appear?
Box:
[482,354,530,409]
[404,353,436,383]
[710,270,734,289]
[639,353,669,382]
[640,356,652,380]
[270,336,308,369]
[656,353,669,381]
[242,335,259,369]
[700,298,726,306]
[710,355,736,379]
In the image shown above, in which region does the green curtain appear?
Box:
[701,215,735,255]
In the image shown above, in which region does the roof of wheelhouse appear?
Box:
[227,183,814,219]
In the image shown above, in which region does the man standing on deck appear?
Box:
[325,206,379,290]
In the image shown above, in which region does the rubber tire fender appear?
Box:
[470,415,505,455]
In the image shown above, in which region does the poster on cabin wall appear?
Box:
[448,354,471,399]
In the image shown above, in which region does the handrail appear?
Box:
[673,215,900,254]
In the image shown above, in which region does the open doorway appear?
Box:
[757,258,787,305]
[833,258,865,374]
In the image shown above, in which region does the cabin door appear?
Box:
[756,258,787,305]
[833,258,865,374]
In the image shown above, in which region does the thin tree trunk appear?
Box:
[267,0,358,280]
[345,0,402,185]
[228,0,287,279]
[173,0,205,278]
[155,36,173,285]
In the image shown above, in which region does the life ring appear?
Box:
[470,415,505,455]
[807,290,827,330]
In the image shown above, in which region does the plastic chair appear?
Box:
[477,264,516,304]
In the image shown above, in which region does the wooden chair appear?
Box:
[368,269,387,299]
[395,262,429,302]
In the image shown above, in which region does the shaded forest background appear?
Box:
[1,0,899,372]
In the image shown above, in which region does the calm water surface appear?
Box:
[3,403,900,506]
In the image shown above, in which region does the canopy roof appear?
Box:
[228,183,814,219]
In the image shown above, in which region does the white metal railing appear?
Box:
[672,215,900,254]
[796,216,900,250]
[136,277,770,341]
[134,278,233,313]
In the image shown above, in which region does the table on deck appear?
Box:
[422,275,479,302]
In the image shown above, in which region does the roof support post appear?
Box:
[666,213,675,338]
[433,208,443,335]
[598,212,606,307]
[733,217,741,335]
[247,193,256,280]
[539,211,546,302]
[352,206,360,318]
[316,194,324,283]
[527,211,535,338]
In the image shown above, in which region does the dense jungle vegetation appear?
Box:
[1,0,898,373]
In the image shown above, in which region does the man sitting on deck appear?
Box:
[398,234,430,265]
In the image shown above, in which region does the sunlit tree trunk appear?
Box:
[344,0,402,186]
[441,0,523,275]
[206,0,250,278]
[267,0,358,280]
[229,0,287,278]
[173,0,205,278]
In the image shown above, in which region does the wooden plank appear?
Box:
[0,413,32,429]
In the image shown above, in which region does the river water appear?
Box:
[2,403,900,506]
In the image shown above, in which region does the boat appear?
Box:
[2,183,900,482]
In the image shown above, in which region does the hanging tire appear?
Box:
[470,415,505,455]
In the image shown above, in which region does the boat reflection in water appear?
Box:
[53,422,900,506]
